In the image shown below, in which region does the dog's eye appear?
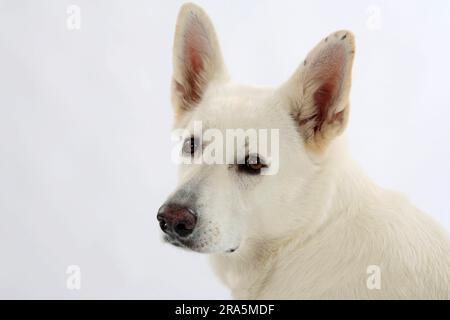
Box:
[182,136,199,156]
[239,154,266,175]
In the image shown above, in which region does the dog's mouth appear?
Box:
[163,234,199,251]
[163,234,239,254]
[225,246,239,253]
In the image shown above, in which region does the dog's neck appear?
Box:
[210,136,378,298]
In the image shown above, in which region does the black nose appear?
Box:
[157,204,197,237]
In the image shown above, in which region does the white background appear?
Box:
[0,0,449,299]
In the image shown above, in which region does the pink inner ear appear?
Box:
[313,81,335,132]
[314,81,335,110]
[176,16,210,106]
[187,45,204,74]
[311,44,346,131]
[183,16,209,74]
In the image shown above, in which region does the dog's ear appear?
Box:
[280,30,355,152]
[171,3,228,119]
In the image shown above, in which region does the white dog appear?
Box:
[157,3,450,299]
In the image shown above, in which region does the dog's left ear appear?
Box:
[280,30,355,152]
[171,3,228,119]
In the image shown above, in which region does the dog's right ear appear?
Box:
[171,3,228,119]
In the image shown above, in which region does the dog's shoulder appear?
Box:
[257,190,450,299]
[328,189,450,298]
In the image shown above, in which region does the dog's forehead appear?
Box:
[193,84,281,130]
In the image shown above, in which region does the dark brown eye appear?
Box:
[239,154,266,175]
[182,136,199,156]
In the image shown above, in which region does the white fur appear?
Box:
[163,3,450,299]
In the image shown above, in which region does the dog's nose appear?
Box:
[157,204,197,237]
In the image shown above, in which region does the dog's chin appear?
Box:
[162,235,239,254]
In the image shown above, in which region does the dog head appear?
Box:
[157,3,355,254]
